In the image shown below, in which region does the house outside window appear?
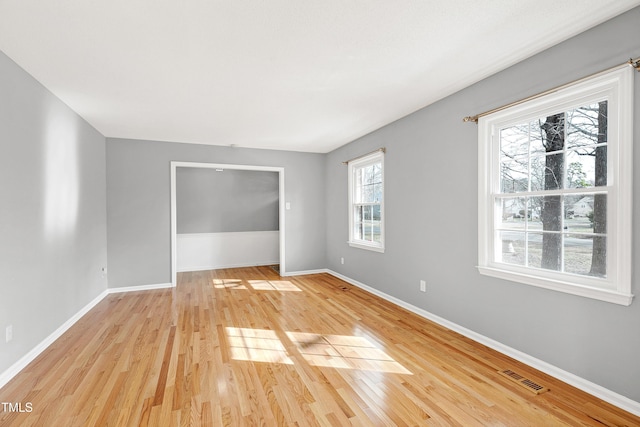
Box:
[477,66,633,305]
[348,151,384,252]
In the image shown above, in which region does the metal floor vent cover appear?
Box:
[498,369,548,394]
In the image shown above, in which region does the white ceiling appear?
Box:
[1,1,638,153]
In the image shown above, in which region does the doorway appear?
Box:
[170,161,285,286]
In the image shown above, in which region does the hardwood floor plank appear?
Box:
[1,266,639,426]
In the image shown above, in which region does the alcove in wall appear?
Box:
[170,162,285,286]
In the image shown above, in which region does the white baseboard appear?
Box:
[107,282,174,293]
[280,268,329,277]
[178,261,279,273]
[325,269,640,417]
[0,288,109,390]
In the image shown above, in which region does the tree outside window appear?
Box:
[478,66,633,305]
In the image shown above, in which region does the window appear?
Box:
[478,67,633,305]
[348,151,384,252]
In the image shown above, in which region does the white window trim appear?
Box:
[478,66,634,305]
[348,151,385,253]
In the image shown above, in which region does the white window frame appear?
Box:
[477,66,633,305]
[348,151,385,253]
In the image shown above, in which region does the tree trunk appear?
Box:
[541,114,564,270]
[590,101,607,276]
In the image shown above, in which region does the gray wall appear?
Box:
[176,168,279,233]
[106,139,325,287]
[0,51,108,374]
[325,8,640,402]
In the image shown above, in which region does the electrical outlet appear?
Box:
[341,257,345,265]
[420,280,426,292]
[6,325,13,343]
[101,266,108,278]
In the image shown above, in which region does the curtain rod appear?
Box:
[342,147,386,165]
[463,56,640,124]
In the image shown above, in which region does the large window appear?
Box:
[348,151,384,252]
[478,67,633,305]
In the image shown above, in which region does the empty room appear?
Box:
[1,1,640,425]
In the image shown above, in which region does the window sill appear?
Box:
[477,266,633,306]
[348,241,385,253]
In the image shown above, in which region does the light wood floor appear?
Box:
[1,266,638,426]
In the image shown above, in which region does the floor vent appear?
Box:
[498,369,548,394]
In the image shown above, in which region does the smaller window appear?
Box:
[348,151,384,252]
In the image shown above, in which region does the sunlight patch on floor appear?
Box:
[213,279,301,291]
[226,327,293,364]
[212,279,248,290]
[225,327,412,374]
[248,280,302,292]
[287,331,413,375]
